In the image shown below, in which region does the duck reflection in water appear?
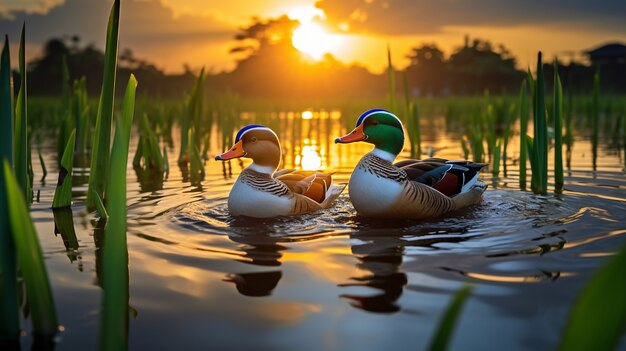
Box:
[224,232,287,297]
[339,225,472,313]
[339,235,408,313]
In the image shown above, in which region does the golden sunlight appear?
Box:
[300,145,322,170]
[292,23,338,60]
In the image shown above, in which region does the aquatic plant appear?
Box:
[591,68,600,171]
[559,243,626,351]
[52,130,76,208]
[526,52,548,195]
[189,128,205,184]
[4,161,58,337]
[73,77,90,157]
[15,24,30,201]
[518,79,529,188]
[134,114,166,173]
[403,72,422,158]
[100,74,137,351]
[178,68,205,164]
[428,286,473,351]
[87,0,120,209]
[57,57,72,162]
[0,33,19,341]
[37,142,47,182]
[553,61,564,192]
[387,44,396,112]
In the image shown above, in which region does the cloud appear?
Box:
[0,0,64,17]
[0,0,236,71]
[315,0,626,35]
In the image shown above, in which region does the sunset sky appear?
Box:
[0,0,625,74]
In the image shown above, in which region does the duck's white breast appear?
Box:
[348,166,403,216]
[228,179,293,218]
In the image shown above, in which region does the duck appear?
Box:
[215,124,345,218]
[335,108,487,219]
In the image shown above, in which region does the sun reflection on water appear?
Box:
[299,145,322,170]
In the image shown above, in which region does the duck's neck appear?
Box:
[248,162,277,175]
[247,145,281,176]
[370,148,397,162]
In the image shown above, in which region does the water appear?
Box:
[24,113,626,350]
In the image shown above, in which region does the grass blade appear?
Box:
[38,142,47,182]
[591,68,600,171]
[387,44,396,112]
[558,243,626,350]
[428,286,473,351]
[4,160,58,336]
[553,61,564,192]
[52,129,76,208]
[0,34,19,340]
[15,23,30,201]
[518,79,528,189]
[100,74,137,351]
[87,0,120,209]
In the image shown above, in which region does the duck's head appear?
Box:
[335,109,405,156]
[215,125,281,173]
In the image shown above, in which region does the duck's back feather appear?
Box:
[394,158,487,197]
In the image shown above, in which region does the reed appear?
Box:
[428,286,473,351]
[0,34,19,341]
[591,68,599,171]
[57,57,72,162]
[387,44,396,112]
[553,61,564,193]
[178,69,205,164]
[491,138,501,176]
[100,74,137,351]
[189,128,205,184]
[15,24,30,200]
[73,77,90,157]
[407,102,422,159]
[37,142,47,182]
[87,0,120,209]
[4,161,58,337]
[134,114,165,173]
[52,129,76,208]
[527,52,548,195]
[558,243,626,351]
[518,79,529,188]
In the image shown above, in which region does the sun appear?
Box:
[291,23,337,60]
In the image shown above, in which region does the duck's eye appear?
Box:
[251,137,258,143]
[372,120,380,126]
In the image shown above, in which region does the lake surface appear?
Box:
[24,112,626,350]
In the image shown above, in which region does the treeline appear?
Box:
[20,16,625,99]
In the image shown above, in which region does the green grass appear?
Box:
[15,24,30,202]
[52,129,76,208]
[87,0,120,209]
[527,52,548,195]
[553,61,564,192]
[387,44,396,113]
[0,33,19,341]
[591,68,600,171]
[428,286,473,351]
[518,79,529,189]
[100,74,137,351]
[4,161,58,337]
[559,243,626,351]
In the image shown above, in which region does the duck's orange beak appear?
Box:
[335,124,367,144]
[215,140,246,160]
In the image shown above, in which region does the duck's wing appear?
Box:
[395,158,488,197]
[278,172,330,203]
[387,180,455,219]
[289,183,345,215]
